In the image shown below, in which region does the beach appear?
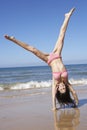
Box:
[0,86,87,130]
[0,64,87,130]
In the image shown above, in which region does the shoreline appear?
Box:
[0,86,87,130]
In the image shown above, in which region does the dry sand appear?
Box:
[0,87,87,130]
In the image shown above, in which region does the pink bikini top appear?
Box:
[47,53,61,65]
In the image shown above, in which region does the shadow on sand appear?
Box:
[78,99,87,107]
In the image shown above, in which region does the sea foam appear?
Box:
[0,78,87,91]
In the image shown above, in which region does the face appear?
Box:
[57,82,66,94]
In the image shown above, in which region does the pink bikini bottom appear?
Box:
[53,71,68,80]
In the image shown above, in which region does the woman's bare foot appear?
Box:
[4,35,15,40]
[65,8,75,17]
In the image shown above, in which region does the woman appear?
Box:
[4,8,78,110]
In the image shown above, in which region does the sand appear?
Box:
[0,87,87,130]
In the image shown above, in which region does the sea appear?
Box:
[0,64,87,130]
[0,64,87,91]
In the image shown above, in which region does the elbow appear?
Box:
[73,90,76,94]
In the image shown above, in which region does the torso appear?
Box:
[47,53,68,84]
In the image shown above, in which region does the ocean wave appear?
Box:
[11,80,52,90]
[0,87,3,91]
[0,78,87,91]
[0,80,52,91]
[69,78,87,86]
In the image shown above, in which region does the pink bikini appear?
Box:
[47,53,61,65]
[47,53,68,80]
[53,71,68,80]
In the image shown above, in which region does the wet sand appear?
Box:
[0,86,87,130]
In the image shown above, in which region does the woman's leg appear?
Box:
[52,8,75,55]
[4,35,49,63]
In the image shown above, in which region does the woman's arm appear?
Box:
[52,8,75,55]
[4,35,49,63]
[68,82,79,106]
[52,79,58,110]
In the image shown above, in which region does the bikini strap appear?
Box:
[47,53,61,65]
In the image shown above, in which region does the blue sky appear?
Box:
[0,0,87,67]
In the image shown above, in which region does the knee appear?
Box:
[32,47,37,54]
